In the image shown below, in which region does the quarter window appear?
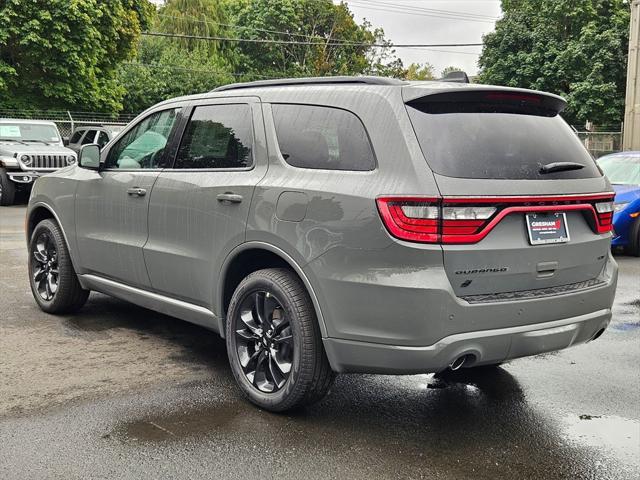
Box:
[272,104,375,171]
[175,104,253,169]
[105,108,180,170]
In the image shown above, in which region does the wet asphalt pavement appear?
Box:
[1,204,639,479]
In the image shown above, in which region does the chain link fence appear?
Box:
[0,109,135,138]
[572,127,623,159]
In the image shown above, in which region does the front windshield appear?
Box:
[0,123,61,143]
[598,155,640,185]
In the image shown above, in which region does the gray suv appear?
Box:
[26,77,618,411]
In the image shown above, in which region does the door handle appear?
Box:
[127,187,147,197]
[217,193,243,204]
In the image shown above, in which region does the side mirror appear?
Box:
[62,136,70,146]
[78,144,101,170]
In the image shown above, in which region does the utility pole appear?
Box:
[623,0,640,150]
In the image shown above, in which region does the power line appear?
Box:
[350,0,499,20]
[346,0,498,23]
[142,31,483,48]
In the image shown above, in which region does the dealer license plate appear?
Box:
[526,212,570,245]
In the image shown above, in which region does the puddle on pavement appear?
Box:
[610,321,640,332]
[562,414,640,467]
[112,402,285,442]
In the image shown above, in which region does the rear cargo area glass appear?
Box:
[406,105,601,180]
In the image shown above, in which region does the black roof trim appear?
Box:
[212,76,407,92]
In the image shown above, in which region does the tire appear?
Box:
[0,168,16,206]
[28,219,89,313]
[226,268,334,412]
[624,218,640,257]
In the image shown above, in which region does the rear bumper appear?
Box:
[306,244,617,374]
[323,308,611,374]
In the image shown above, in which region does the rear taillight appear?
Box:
[595,201,614,231]
[376,198,498,243]
[376,197,440,243]
[377,194,615,244]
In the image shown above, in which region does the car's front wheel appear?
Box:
[29,219,89,313]
[226,268,334,412]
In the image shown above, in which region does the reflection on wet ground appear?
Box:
[106,367,638,479]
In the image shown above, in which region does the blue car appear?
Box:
[597,152,640,256]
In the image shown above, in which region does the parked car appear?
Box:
[597,151,640,255]
[26,77,618,411]
[0,119,77,206]
[66,125,123,153]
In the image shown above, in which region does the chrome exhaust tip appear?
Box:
[449,355,468,371]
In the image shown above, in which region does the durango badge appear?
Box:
[454,267,509,275]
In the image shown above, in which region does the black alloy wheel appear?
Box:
[234,291,293,393]
[31,231,59,301]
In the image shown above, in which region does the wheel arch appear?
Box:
[218,242,328,339]
[27,202,79,270]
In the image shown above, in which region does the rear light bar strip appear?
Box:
[377,194,614,244]
[441,193,615,204]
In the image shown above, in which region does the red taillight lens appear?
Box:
[594,201,614,232]
[376,197,440,243]
[376,198,497,243]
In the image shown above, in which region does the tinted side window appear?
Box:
[105,108,180,170]
[272,104,375,171]
[175,104,253,169]
[70,130,83,143]
[81,130,97,145]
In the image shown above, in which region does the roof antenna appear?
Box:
[439,71,470,83]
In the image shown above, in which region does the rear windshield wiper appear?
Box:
[539,162,585,174]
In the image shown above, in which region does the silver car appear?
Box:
[25,77,618,411]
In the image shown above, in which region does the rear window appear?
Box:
[406,94,601,180]
[272,104,375,171]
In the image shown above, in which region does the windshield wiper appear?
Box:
[539,162,585,174]
[22,139,53,145]
[0,138,28,145]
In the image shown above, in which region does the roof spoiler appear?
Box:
[438,71,470,84]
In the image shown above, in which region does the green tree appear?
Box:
[117,42,236,113]
[404,63,436,80]
[0,0,154,113]
[227,0,398,78]
[156,0,229,54]
[117,0,238,112]
[478,0,630,126]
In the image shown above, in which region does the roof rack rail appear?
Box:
[212,76,407,92]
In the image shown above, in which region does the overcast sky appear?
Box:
[341,0,502,76]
